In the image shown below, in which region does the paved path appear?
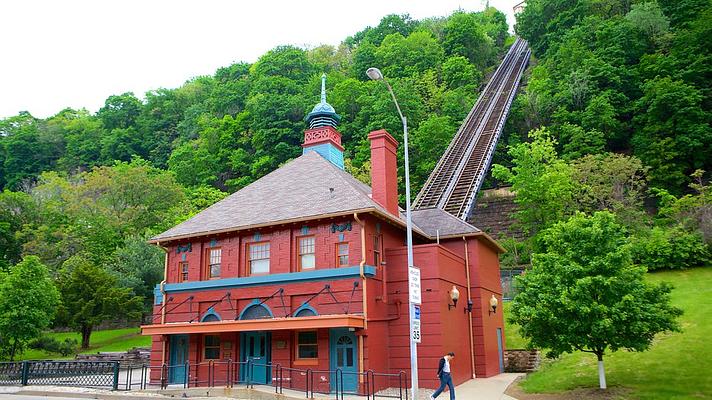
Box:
[452,373,524,400]
[0,372,525,400]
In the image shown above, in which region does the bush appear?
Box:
[630,227,710,271]
[29,336,78,356]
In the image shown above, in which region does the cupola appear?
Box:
[302,74,345,169]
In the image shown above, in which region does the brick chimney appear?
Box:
[368,129,399,216]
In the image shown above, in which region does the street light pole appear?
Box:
[366,67,419,399]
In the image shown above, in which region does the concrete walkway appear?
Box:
[0,372,525,400]
[450,373,524,400]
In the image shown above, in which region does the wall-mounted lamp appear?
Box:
[448,286,460,310]
[489,295,498,315]
[465,299,473,314]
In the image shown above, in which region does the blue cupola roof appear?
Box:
[305,74,341,129]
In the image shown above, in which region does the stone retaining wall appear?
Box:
[504,349,540,372]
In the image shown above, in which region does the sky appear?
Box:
[0,0,517,119]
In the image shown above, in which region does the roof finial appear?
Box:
[320,73,327,104]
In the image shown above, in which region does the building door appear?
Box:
[169,334,189,384]
[497,328,505,373]
[240,332,271,384]
[330,328,358,393]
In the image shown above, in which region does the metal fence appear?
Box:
[158,360,409,399]
[501,268,524,300]
[0,359,408,399]
[0,361,120,389]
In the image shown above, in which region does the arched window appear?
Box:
[295,308,317,318]
[201,309,221,322]
[239,304,272,320]
[202,314,220,322]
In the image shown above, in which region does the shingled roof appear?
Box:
[152,151,414,242]
[411,207,480,238]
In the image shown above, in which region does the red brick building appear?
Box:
[141,78,506,393]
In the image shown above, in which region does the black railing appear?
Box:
[0,361,120,389]
[0,359,408,399]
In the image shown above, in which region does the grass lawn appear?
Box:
[506,267,712,400]
[503,301,528,349]
[18,327,150,360]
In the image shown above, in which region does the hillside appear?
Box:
[506,267,712,400]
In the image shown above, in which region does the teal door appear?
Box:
[330,329,358,393]
[169,334,189,384]
[241,332,270,384]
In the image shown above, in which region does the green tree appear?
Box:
[57,255,142,349]
[97,92,143,131]
[492,128,577,235]
[625,2,670,40]
[0,256,60,360]
[110,237,164,315]
[510,212,682,389]
[443,12,495,70]
[570,153,649,229]
[441,56,481,90]
[375,31,445,78]
[633,77,712,192]
[0,190,36,270]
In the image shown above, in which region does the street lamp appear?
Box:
[367,67,419,399]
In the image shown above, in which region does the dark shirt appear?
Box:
[437,357,446,377]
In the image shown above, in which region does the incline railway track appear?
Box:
[413,37,531,220]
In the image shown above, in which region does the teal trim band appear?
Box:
[154,285,163,305]
[164,266,376,293]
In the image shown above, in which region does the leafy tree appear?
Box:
[1,112,61,190]
[625,2,670,40]
[570,153,649,229]
[556,123,605,160]
[347,14,415,48]
[0,190,36,270]
[250,46,315,82]
[0,256,60,360]
[630,225,709,270]
[633,77,712,192]
[441,56,481,89]
[492,128,577,235]
[57,255,142,349]
[110,236,164,315]
[375,31,444,78]
[510,212,682,389]
[411,115,457,188]
[653,169,712,244]
[97,92,143,131]
[443,12,495,70]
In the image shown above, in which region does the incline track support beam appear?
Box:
[414,38,531,220]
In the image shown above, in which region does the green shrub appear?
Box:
[630,227,710,271]
[29,336,78,357]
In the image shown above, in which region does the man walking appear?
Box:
[431,352,455,400]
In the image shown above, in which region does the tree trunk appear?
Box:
[597,352,607,389]
[9,338,17,361]
[81,325,93,349]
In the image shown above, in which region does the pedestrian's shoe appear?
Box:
[430,395,435,400]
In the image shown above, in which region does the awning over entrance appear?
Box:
[141,314,365,335]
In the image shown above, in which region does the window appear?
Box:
[299,236,315,270]
[208,248,221,279]
[296,331,318,359]
[337,243,349,267]
[180,262,189,282]
[373,235,382,266]
[249,243,270,275]
[204,335,220,360]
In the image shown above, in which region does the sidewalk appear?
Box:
[452,373,524,400]
[1,372,525,400]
